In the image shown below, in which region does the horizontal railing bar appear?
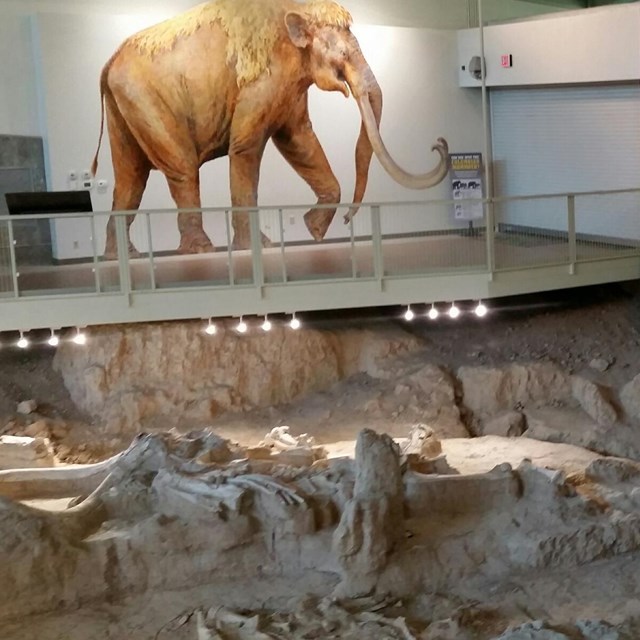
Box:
[1,187,638,222]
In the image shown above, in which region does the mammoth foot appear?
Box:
[177,232,215,255]
[304,208,336,241]
[231,231,272,251]
[103,242,140,261]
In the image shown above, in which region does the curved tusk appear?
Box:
[356,95,450,190]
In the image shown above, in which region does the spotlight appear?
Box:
[404,306,414,321]
[48,330,59,347]
[474,301,488,318]
[236,316,248,334]
[72,327,87,345]
[427,304,439,320]
[261,316,272,332]
[204,319,217,335]
[289,313,301,330]
[17,331,29,349]
[448,303,460,319]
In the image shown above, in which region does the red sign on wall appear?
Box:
[501,54,513,68]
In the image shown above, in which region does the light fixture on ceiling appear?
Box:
[48,329,59,347]
[448,303,461,319]
[262,316,272,332]
[72,327,87,345]
[17,331,29,349]
[474,301,488,318]
[404,306,414,321]
[289,313,301,330]
[204,318,217,335]
[236,316,248,334]
[427,304,439,320]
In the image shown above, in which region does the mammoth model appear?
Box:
[92,0,450,257]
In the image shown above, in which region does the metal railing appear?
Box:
[0,187,638,303]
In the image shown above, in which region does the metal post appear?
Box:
[371,205,384,286]
[568,195,577,274]
[115,214,132,302]
[145,212,156,290]
[249,208,264,293]
[89,215,101,293]
[349,215,357,279]
[7,220,19,298]
[225,210,235,286]
[278,208,287,283]
[485,200,496,276]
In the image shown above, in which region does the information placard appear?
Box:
[450,153,484,221]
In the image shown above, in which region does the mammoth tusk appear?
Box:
[356,94,450,191]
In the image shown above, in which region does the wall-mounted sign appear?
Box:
[501,54,513,68]
[450,153,484,221]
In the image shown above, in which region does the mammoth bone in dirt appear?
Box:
[92,0,450,258]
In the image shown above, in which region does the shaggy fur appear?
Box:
[129,0,353,86]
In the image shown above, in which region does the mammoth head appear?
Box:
[284,2,450,227]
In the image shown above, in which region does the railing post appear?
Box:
[567,195,577,274]
[371,205,384,286]
[249,208,264,294]
[144,212,157,290]
[349,216,357,279]
[6,219,19,298]
[485,199,496,278]
[89,215,101,293]
[278,208,287,283]
[225,209,235,286]
[115,214,132,303]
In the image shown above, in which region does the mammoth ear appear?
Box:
[285,12,311,48]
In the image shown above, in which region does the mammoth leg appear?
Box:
[112,90,214,254]
[229,133,271,251]
[104,93,151,259]
[273,120,340,242]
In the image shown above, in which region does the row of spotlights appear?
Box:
[405,301,487,321]
[204,313,301,335]
[11,327,85,349]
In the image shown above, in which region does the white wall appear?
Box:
[458,3,640,87]
[0,14,40,136]
[34,12,484,258]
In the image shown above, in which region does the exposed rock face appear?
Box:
[0,435,55,470]
[333,429,403,597]
[571,376,618,427]
[483,411,527,438]
[458,363,572,419]
[53,323,421,435]
[621,373,640,422]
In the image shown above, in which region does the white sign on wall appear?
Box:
[450,153,484,221]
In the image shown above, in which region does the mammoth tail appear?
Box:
[91,65,110,177]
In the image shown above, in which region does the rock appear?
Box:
[0,435,55,469]
[401,365,469,437]
[492,621,571,639]
[458,363,571,418]
[23,419,51,439]
[483,411,526,438]
[571,376,618,427]
[16,400,37,415]
[586,457,640,484]
[621,373,640,421]
[576,619,620,639]
[524,408,640,459]
[590,358,612,373]
[333,429,403,597]
[53,323,422,436]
